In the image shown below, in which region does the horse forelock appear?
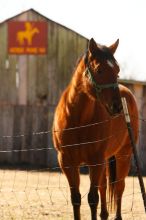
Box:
[97,45,114,61]
[84,43,118,72]
[95,45,120,73]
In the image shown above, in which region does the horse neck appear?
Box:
[67,60,85,104]
[64,61,97,124]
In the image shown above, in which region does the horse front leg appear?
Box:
[113,180,123,220]
[63,167,81,220]
[114,196,122,220]
[99,171,109,220]
[88,162,106,220]
[113,153,131,220]
[88,185,99,220]
[59,156,81,220]
[71,187,81,220]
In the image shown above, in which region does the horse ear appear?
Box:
[88,38,97,55]
[109,39,119,54]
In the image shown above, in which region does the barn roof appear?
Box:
[0,8,146,84]
[0,8,87,41]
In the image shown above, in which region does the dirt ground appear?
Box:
[0,169,145,220]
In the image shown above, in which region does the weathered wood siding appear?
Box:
[0,9,88,167]
[120,81,146,174]
[0,9,88,106]
[0,9,145,174]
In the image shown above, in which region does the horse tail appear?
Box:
[108,156,116,210]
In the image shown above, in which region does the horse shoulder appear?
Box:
[52,89,69,150]
[119,84,138,108]
[119,83,139,140]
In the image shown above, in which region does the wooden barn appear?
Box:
[0,9,88,167]
[0,8,146,174]
[119,79,146,174]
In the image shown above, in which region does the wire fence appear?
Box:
[0,113,145,219]
[0,170,145,219]
[0,113,145,150]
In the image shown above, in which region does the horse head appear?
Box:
[83,38,122,115]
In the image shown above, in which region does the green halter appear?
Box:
[85,67,119,98]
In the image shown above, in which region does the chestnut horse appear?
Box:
[52,38,138,220]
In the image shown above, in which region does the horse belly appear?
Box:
[76,127,111,164]
[104,115,132,159]
[105,132,130,159]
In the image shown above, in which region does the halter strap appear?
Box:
[85,67,119,97]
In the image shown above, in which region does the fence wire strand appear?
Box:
[0,113,145,154]
[1,112,145,140]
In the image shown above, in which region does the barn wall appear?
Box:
[0,9,88,167]
[120,82,146,174]
[0,10,88,106]
[0,10,146,173]
[139,86,146,173]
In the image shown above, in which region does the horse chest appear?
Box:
[79,100,104,124]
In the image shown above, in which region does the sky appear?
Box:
[1,0,146,81]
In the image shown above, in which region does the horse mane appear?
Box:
[69,52,86,86]
[72,52,86,75]
[63,52,86,104]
